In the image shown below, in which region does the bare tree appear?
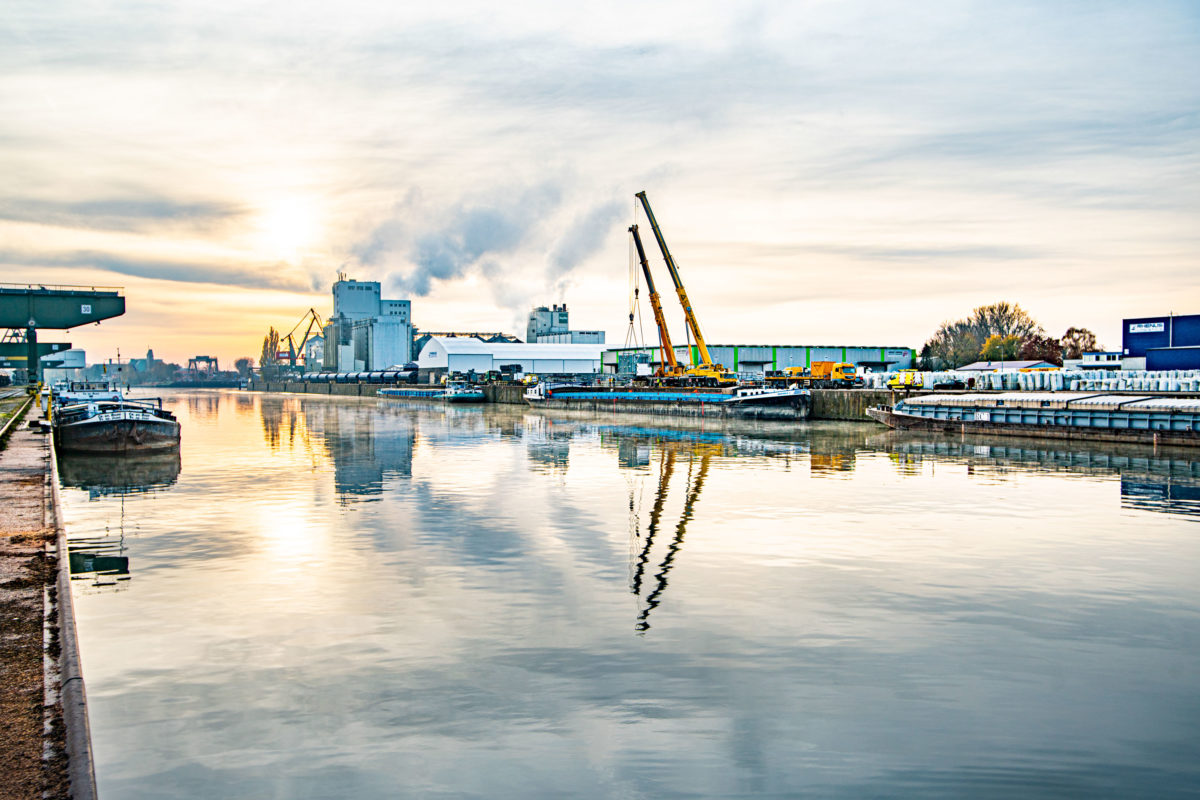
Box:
[921,301,1047,369]
[1061,327,1101,360]
[1020,334,1064,365]
[969,302,1043,340]
[234,357,255,378]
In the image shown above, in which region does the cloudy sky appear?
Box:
[3,0,1197,364]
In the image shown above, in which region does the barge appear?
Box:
[444,381,486,403]
[525,383,812,421]
[378,387,446,400]
[53,397,181,453]
[867,392,1200,447]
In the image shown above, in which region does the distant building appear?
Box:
[418,337,605,376]
[1122,313,1200,371]
[127,348,159,373]
[321,277,412,371]
[602,344,914,375]
[526,304,605,345]
[1077,351,1123,371]
[304,334,324,367]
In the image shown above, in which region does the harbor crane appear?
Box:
[281,308,325,368]
[634,191,735,386]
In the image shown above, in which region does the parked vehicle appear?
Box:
[887,369,924,389]
[765,361,862,389]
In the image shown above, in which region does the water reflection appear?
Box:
[631,442,717,632]
[878,434,1200,520]
[57,452,180,588]
[304,402,414,496]
[56,393,1200,799]
[57,451,181,498]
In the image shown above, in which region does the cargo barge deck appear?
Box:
[867,392,1200,447]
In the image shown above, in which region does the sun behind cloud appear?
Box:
[255,197,320,263]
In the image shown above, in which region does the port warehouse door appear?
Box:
[529,359,601,373]
[560,359,600,373]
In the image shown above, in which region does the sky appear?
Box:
[2,0,1198,365]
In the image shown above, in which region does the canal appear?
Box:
[58,390,1200,798]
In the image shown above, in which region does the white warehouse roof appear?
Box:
[418,337,606,372]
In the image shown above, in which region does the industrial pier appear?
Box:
[0,391,96,800]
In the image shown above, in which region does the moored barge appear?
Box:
[526,383,812,420]
[53,398,181,453]
[867,392,1200,447]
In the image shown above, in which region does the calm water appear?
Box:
[59,390,1200,799]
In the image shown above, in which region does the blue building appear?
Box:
[1123,314,1200,370]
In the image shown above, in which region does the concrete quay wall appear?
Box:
[811,389,893,421]
[485,384,526,405]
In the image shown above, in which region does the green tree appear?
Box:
[260,329,280,379]
[980,334,1022,361]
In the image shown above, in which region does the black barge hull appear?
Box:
[866,406,1200,448]
[54,418,181,453]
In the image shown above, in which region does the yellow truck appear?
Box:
[766,361,862,388]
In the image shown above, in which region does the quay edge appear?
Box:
[48,436,99,800]
[0,393,96,800]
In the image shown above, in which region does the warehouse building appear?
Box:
[602,344,914,376]
[418,337,605,375]
[1123,313,1200,371]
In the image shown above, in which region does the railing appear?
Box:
[0,283,123,295]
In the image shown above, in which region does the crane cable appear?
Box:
[624,209,647,351]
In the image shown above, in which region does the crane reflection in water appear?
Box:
[629,441,718,633]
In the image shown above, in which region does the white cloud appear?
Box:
[1,0,1197,360]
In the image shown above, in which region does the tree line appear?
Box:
[918,302,1102,369]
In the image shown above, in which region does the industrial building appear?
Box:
[601,344,914,376]
[1123,313,1200,371]
[412,331,520,357]
[526,304,605,344]
[418,337,605,375]
[321,278,413,372]
[40,348,87,384]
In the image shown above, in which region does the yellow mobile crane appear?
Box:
[629,223,680,377]
[635,191,736,386]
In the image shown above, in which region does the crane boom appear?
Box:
[282,308,325,366]
[629,224,679,375]
[635,191,713,368]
